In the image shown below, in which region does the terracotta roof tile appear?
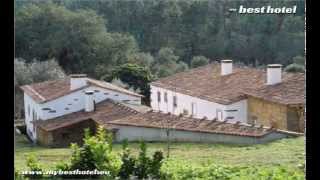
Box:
[33,99,139,131]
[108,111,274,137]
[243,73,305,105]
[151,63,305,105]
[20,77,142,103]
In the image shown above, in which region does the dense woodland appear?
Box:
[14,0,305,118]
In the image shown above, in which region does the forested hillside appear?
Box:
[14,0,305,117]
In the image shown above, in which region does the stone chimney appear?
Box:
[70,74,87,90]
[267,64,282,85]
[221,60,233,75]
[84,90,94,112]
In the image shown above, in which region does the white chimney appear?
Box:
[267,64,282,85]
[84,90,94,112]
[221,60,233,75]
[70,74,87,90]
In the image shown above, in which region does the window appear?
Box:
[164,92,168,102]
[157,91,161,102]
[32,110,35,121]
[28,105,30,117]
[191,102,197,116]
[62,132,70,139]
[173,96,177,107]
[183,109,188,115]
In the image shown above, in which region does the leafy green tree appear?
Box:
[15,2,138,76]
[15,0,305,79]
[127,52,155,68]
[109,63,153,105]
[293,56,305,65]
[191,56,209,68]
[156,47,179,65]
[14,58,66,119]
[152,47,189,78]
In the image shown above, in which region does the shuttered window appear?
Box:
[173,96,177,107]
[28,105,30,117]
[157,91,161,102]
[164,92,168,102]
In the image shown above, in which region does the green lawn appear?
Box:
[15,132,305,171]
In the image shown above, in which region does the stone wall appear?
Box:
[36,119,97,147]
[247,97,288,130]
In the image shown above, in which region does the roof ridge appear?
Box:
[25,85,46,101]
[86,78,143,97]
[108,99,140,114]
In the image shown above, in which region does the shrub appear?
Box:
[56,126,122,179]
[161,159,234,180]
[284,63,305,73]
[134,141,151,179]
[149,151,164,179]
[232,166,305,180]
[191,56,209,68]
[25,154,43,178]
[118,139,136,179]
[160,160,305,180]
[119,140,164,179]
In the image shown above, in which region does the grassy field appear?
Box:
[15,132,305,171]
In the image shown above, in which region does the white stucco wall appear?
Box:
[23,85,141,141]
[150,85,248,122]
[114,125,290,144]
[39,86,141,121]
[24,93,42,141]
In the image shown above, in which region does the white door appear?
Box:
[216,109,223,121]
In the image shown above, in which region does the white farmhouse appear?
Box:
[150,60,305,132]
[20,74,143,142]
[19,60,304,147]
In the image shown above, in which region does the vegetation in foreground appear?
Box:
[15,128,305,179]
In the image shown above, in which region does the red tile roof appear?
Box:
[243,73,305,105]
[20,77,143,103]
[108,111,275,137]
[34,99,140,131]
[151,63,305,105]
